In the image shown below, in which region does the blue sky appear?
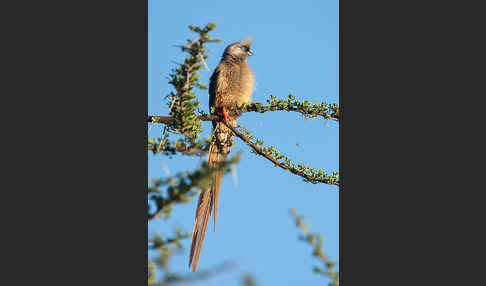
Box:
[148,0,338,285]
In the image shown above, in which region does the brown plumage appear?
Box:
[189,37,255,272]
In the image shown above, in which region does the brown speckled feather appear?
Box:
[189,37,254,272]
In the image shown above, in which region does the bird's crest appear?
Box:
[239,36,253,47]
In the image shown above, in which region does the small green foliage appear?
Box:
[290,209,339,286]
[148,152,241,220]
[149,230,189,271]
[233,124,339,185]
[166,23,222,140]
[148,260,156,285]
[148,134,211,156]
[236,125,255,141]
[148,229,234,286]
[149,229,189,250]
[233,94,339,121]
[242,274,259,286]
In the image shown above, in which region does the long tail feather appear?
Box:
[211,152,224,232]
[188,121,234,272]
[189,188,212,272]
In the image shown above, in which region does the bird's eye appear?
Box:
[241,46,248,51]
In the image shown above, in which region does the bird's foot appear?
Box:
[250,102,262,105]
[222,107,230,125]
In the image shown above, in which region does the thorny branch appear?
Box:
[148,230,190,250]
[222,122,339,186]
[290,209,339,286]
[157,262,236,286]
[147,145,206,156]
[147,135,211,156]
[148,114,219,124]
[148,96,340,124]
[163,23,221,139]
[148,111,339,185]
[148,153,241,220]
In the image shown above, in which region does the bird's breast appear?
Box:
[226,64,254,107]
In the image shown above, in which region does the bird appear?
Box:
[189,37,256,272]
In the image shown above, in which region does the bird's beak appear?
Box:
[247,50,254,56]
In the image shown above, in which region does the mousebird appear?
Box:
[189,37,257,272]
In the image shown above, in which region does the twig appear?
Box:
[188,36,201,47]
[148,235,190,250]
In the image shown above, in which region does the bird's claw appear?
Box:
[222,107,230,125]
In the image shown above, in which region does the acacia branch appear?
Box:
[147,145,206,155]
[159,262,236,285]
[290,209,339,286]
[222,122,339,186]
[147,106,338,124]
[257,108,339,120]
[148,231,190,250]
[149,112,339,185]
[147,135,211,156]
[148,114,218,124]
[148,96,339,124]
[148,153,241,220]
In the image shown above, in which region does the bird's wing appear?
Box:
[209,65,229,109]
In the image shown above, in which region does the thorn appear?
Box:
[161,161,171,177]
[231,165,238,190]
[198,52,210,72]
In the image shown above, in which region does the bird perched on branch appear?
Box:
[189,37,256,272]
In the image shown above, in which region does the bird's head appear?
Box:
[222,37,254,63]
